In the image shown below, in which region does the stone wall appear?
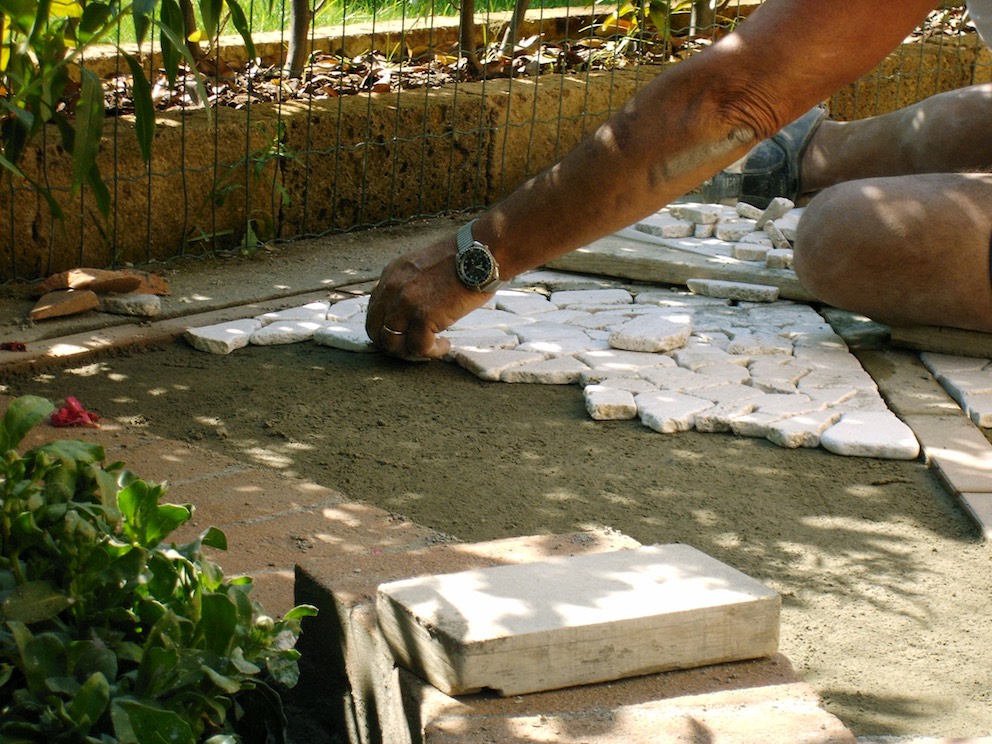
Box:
[2,24,989,281]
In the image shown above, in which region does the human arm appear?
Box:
[367,0,938,359]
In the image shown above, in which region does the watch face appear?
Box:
[457,245,495,287]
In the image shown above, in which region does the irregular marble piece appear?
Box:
[185,319,262,355]
[251,320,328,345]
[819,412,920,459]
[609,313,693,353]
[637,390,715,433]
[258,300,331,324]
[501,356,590,384]
[584,385,639,420]
[687,279,780,303]
[312,322,376,352]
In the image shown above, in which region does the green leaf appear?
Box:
[199,526,228,551]
[68,671,111,731]
[0,580,74,623]
[111,699,196,744]
[131,0,155,44]
[281,604,318,623]
[199,593,237,656]
[201,664,240,694]
[158,0,184,88]
[118,478,189,547]
[198,0,222,41]
[0,396,55,452]
[123,52,155,164]
[224,0,255,60]
[33,438,106,468]
[71,68,105,197]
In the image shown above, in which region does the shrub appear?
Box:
[0,395,316,743]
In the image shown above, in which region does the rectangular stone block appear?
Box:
[375,544,780,697]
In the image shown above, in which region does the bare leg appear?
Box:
[801,84,992,195]
[794,172,992,332]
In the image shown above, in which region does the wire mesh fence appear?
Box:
[2,1,989,281]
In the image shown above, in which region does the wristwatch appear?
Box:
[455,219,505,293]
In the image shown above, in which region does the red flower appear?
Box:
[50,397,101,428]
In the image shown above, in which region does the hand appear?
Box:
[366,235,493,360]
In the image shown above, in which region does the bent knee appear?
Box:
[793,183,868,303]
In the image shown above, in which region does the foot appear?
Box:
[703,105,828,208]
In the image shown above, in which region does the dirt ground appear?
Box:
[5,335,992,739]
[2,221,991,739]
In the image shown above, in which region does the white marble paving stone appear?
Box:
[919,351,990,377]
[549,288,634,308]
[495,290,555,316]
[726,332,793,357]
[584,385,639,420]
[609,313,693,353]
[694,363,752,386]
[589,377,660,394]
[501,356,591,384]
[441,329,519,351]
[694,223,715,238]
[729,411,788,439]
[185,318,262,355]
[765,248,794,270]
[250,320,328,345]
[564,310,638,331]
[934,369,992,402]
[686,278,780,303]
[765,410,842,449]
[962,392,992,427]
[258,300,332,324]
[312,322,376,353]
[797,367,878,392]
[694,400,757,433]
[832,390,889,413]
[805,387,859,409]
[517,337,610,356]
[695,383,764,405]
[732,243,771,262]
[451,348,547,381]
[685,331,731,349]
[633,290,729,309]
[512,321,593,344]
[763,221,792,250]
[738,231,774,247]
[735,201,764,220]
[668,203,722,224]
[638,365,712,391]
[819,411,920,459]
[449,308,534,331]
[774,209,803,241]
[577,349,676,372]
[509,269,620,292]
[754,197,795,229]
[752,393,821,417]
[539,309,594,325]
[325,296,367,321]
[788,327,847,349]
[634,212,695,238]
[578,368,642,386]
[714,220,757,242]
[636,391,715,433]
[672,347,743,371]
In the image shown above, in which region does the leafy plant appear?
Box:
[0,0,255,222]
[0,395,317,743]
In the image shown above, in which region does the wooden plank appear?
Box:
[375,544,780,697]
[545,232,816,302]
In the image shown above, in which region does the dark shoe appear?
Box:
[702,105,828,209]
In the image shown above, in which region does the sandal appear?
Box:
[702,105,828,209]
